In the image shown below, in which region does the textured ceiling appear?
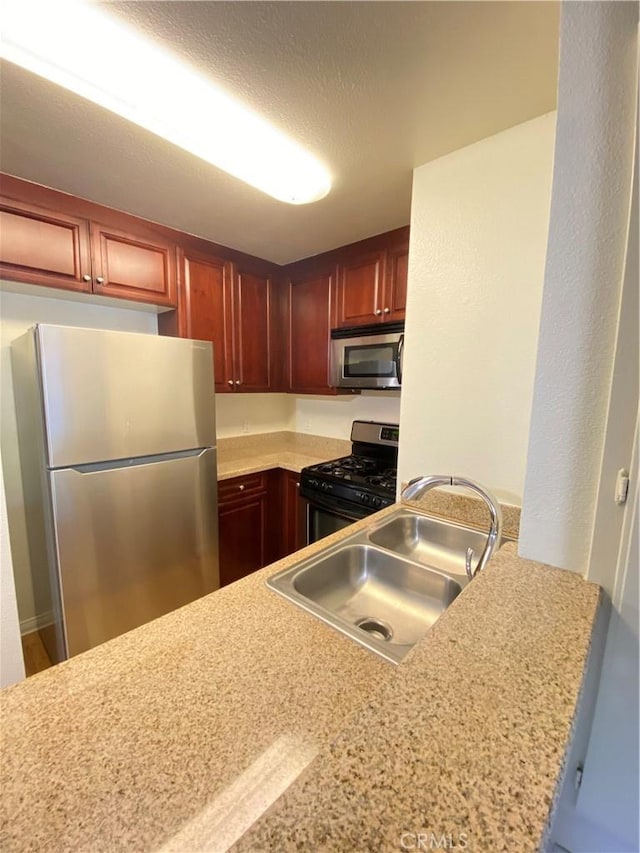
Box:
[0,2,559,264]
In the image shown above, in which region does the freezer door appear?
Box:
[36,324,216,468]
[49,448,219,658]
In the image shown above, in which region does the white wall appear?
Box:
[519,1,638,575]
[398,112,556,505]
[294,393,401,440]
[0,288,158,630]
[215,394,294,438]
[574,434,639,852]
[214,392,401,441]
[0,448,25,687]
[521,4,639,851]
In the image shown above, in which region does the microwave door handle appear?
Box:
[396,334,404,384]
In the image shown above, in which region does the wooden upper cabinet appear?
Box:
[384,245,409,323]
[181,251,234,394]
[90,223,177,307]
[336,250,384,327]
[234,268,272,392]
[174,250,274,393]
[0,199,92,292]
[0,183,178,308]
[336,236,409,327]
[287,269,336,394]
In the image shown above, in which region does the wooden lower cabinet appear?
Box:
[217,469,307,588]
[280,470,307,557]
[218,472,270,587]
[219,493,268,587]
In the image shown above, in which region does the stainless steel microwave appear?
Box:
[330,322,404,390]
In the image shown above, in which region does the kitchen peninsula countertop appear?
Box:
[0,505,601,853]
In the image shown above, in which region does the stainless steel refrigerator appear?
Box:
[12,324,219,664]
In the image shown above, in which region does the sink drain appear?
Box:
[355,617,393,642]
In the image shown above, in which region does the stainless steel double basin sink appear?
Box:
[267,508,502,664]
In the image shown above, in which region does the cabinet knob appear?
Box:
[235,380,241,385]
[239,484,245,491]
[296,482,300,488]
[227,380,234,386]
[82,274,92,282]
[375,308,382,315]
[383,307,390,313]
[95,276,105,284]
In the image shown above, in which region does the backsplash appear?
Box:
[294,392,401,439]
[215,392,401,441]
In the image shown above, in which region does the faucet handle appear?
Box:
[465,547,474,580]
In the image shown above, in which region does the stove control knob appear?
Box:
[362,494,370,505]
[372,497,382,508]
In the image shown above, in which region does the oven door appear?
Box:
[305,492,371,545]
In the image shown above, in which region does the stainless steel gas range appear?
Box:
[300,420,399,544]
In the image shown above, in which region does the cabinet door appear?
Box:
[336,250,384,327]
[218,495,267,587]
[218,473,269,587]
[90,222,177,307]
[0,198,92,292]
[288,271,335,394]
[282,470,307,556]
[182,252,234,394]
[234,268,272,392]
[383,246,408,323]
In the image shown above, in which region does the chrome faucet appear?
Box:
[401,475,503,580]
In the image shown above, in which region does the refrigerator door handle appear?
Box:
[68,447,214,474]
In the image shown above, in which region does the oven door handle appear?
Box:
[301,488,367,521]
[396,334,404,385]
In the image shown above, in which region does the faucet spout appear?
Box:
[400,474,503,580]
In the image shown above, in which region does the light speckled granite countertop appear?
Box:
[216,431,350,481]
[215,430,524,540]
[0,504,601,853]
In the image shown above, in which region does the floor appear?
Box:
[21,630,54,677]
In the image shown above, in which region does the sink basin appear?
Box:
[368,511,490,578]
[267,543,462,664]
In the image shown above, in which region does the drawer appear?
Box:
[218,472,268,503]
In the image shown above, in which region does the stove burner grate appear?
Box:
[315,456,377,477]
[366,474,397,491]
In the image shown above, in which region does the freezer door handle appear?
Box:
[69,447,213,474]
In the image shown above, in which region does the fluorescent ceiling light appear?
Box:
[0,0,332,205]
